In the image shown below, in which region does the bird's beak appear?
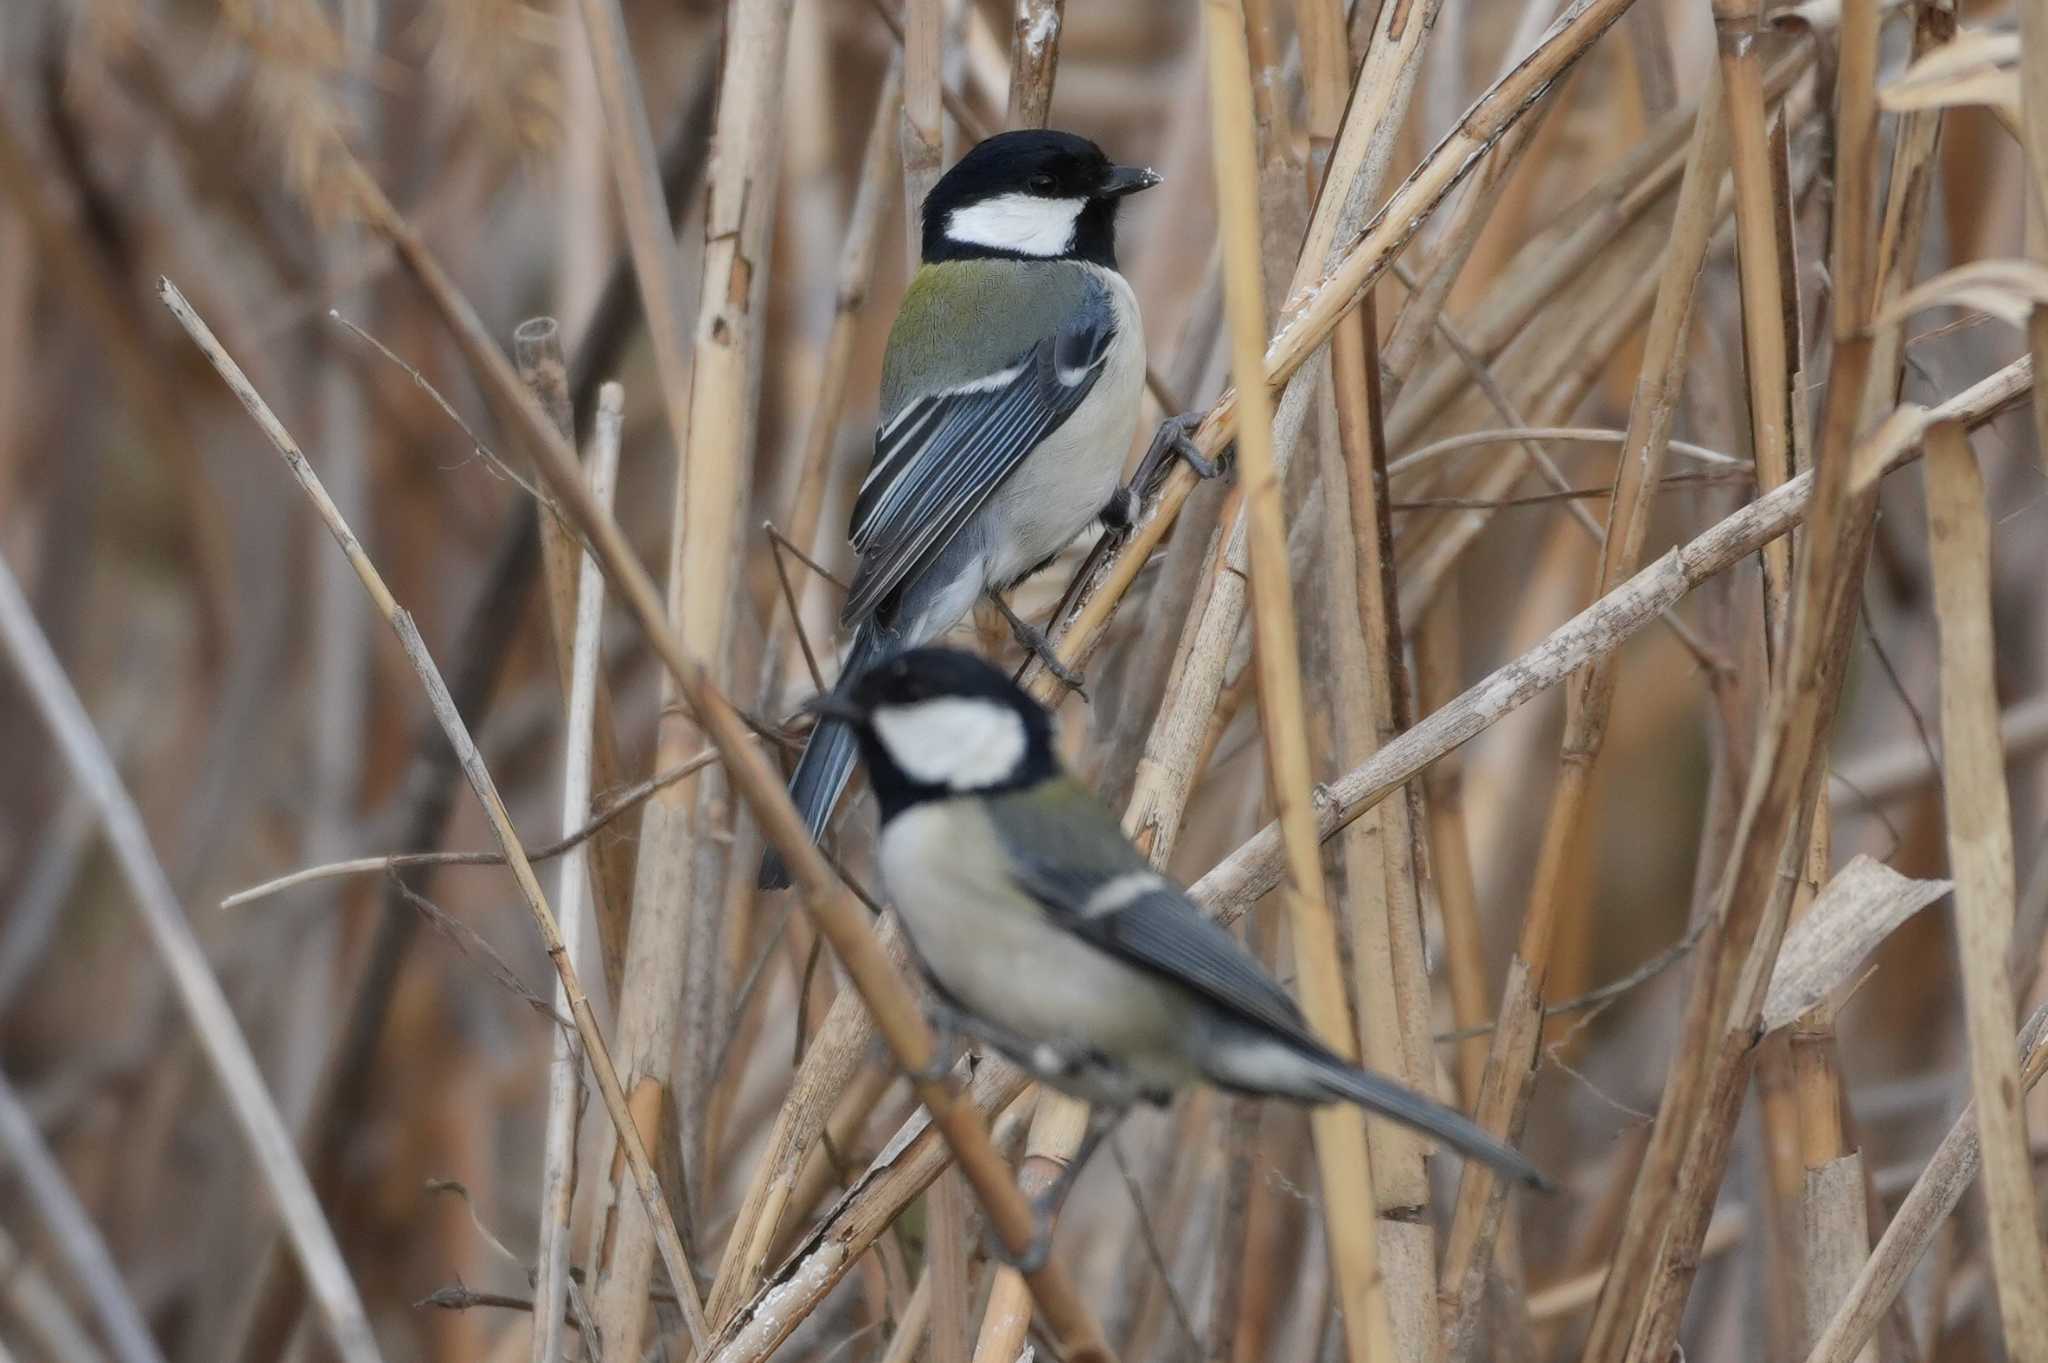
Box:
[802,694,865,725]
[1099,164,1162,198]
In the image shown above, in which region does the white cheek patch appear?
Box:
[871,698,1028,790]
[945,193,1085,257]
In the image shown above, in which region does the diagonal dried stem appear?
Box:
[158,278,714,1353]
[0,519,382,1363]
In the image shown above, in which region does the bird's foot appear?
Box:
[985,1193,1060,1276]
[990,592,1086,694]
[1134,410,1228,493]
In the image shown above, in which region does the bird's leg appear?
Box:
[1130,410,1228,496]
[905,1000,965,1084]
[989,591,1086,693]
[987,1104,1128,1275]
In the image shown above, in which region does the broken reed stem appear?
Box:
[2021,0,2048,475]
[1922,420,2048,1350]
[0,546,382,1363]
[157,278,713,1353]
[1204,8,1394,1363]
[532,382,623,1363]
[1439,71,1731,1360]
[0,1069,168,1363]
[1003,0,1063,129]
[1801,1007,2048,1363]
[1017,0,1644,700]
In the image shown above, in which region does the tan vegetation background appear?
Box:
[2,0,2047,1361]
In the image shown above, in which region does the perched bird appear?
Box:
[815,646,1552,1237]
[761,130,1163,889]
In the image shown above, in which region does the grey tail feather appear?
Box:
[758,624,895,891]
[1310,1050,1554,1192]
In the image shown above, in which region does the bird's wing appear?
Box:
[840,287,1118,628]
[992,783,1312,1040]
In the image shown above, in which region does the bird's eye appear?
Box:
[1028,172,1057,193]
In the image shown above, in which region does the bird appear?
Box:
[760,129,1165,890]
[812,646,1552,1251]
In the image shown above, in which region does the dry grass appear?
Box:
[4,3,2048,1362]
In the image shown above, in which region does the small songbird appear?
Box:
[760,130,1163,890]
[814,646,1552,1231]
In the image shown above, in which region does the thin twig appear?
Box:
[219,749,724,909]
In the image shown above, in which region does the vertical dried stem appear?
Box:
[513,318,636,1001]
[1003,0,1064,129]
[1438,69,1729,1361]
[1205,8,1395,1363]
[1922,420,2048,1352]
[2020,0,2048,474]
[0,548,381,1363]
[901,0,944,273]
[532,383,623,1363]
[588,0,795,1350]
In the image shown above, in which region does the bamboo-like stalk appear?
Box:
[1438,75,1731,1352]
[0,533,382,1363]
[901,0,943,275]
[512,319,636,1002]
[531,383,623,1363]
[2021,0,2048,475]
[1204,9,1394,1363]
[1003,0,1064,129]
[159,279,714,1354]
[0,1071,167,1363]
[1921,419,2048,1351]
[584,0,794,1349]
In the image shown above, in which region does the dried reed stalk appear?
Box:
[1437,58,1732,1363]
[0,546,381,1363]
[1206,9,1394,1363]
[2022,0,2048,474]
[513,318,636,1001]
[1921,419,2048,1350]
[584,0,795,1350]
[901,0,944,273]
[531,382,622,1363]
[159,280,717,1351]
[1003,0,1064,129]
[1303,0,1442,1351]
